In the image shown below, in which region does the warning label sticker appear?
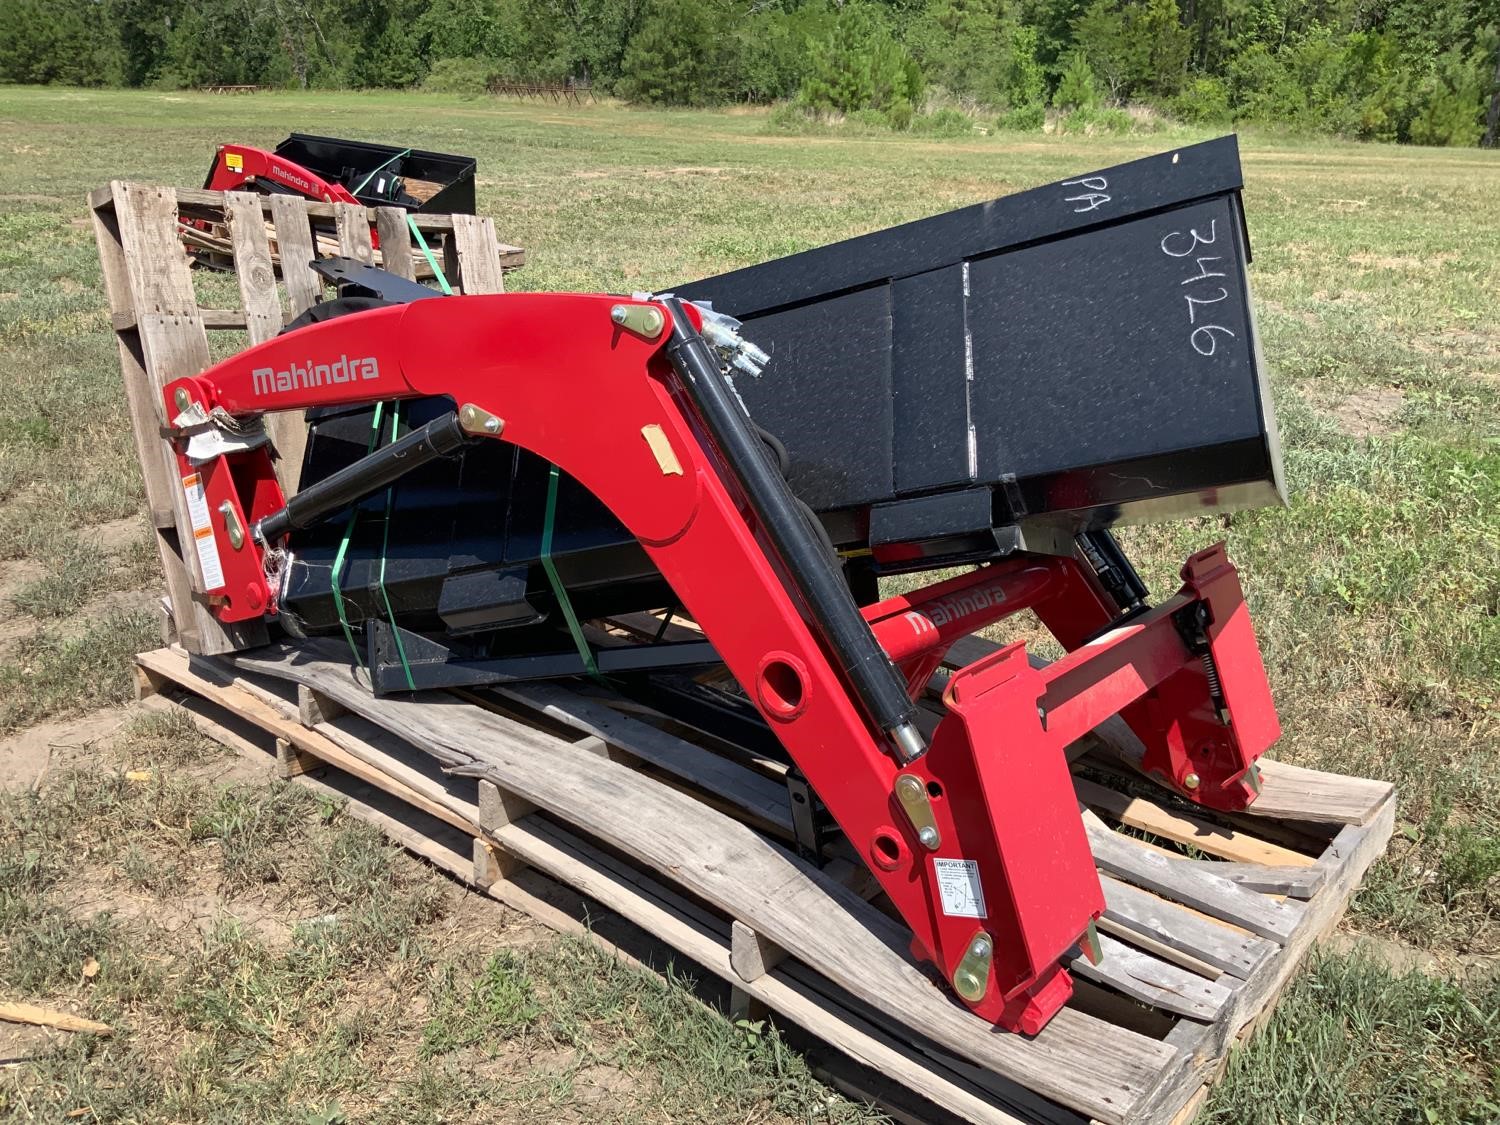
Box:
[932,857,987,919]
[181,473,225,592]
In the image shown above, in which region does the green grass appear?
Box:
[0,86,1496,1120]
[1204,951,1500,1124]
[0,720,871,1122]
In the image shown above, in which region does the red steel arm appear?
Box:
[204,144,360,205]
[161,293,1280,1033]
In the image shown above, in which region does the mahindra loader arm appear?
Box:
[160,292,1280,1033]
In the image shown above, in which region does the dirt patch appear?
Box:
[1326,930,1499,983]
[0,1021,62,1067]
[66,869,299,950]
[425,880,551,963]
[1324,930,1439,975]
[0,705,135,791]
[1411,327,1500,380]
[1348,251,1458,272]
[642,166,727,178]
[84,515,146,555]
[0,559,47,605]
[1331,386,1405,437]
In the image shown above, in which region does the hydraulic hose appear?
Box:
[660,298,925,762]
[255,410,474,543]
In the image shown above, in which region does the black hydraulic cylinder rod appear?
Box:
[660,298,924,760]
[256,410,474,543]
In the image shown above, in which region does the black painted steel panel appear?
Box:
[676,134,1283,525]
[284,138,1284,671]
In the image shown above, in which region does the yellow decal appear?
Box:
[640,424,683,476]
[225,152,243,172]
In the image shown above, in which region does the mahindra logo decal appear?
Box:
[270,166,314,193]
[925,586,1004,628]
[251,354,380,398]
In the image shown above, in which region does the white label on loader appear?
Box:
[181,473,225,591]
[933,857,987,919]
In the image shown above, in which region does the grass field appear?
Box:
[0,87,1497,1122]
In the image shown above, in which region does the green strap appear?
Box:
[329,401,416,689]
[329,220,450,679]
[540,463,600,680]
[351,148,412,198]
[374,403,416,691]
[407,214,454,296]
[330,401,387,668]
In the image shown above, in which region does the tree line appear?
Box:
[2,0,1498,147]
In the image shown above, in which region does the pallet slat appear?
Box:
[374,207,417,281]
[92,183,267,655]
[266,194,323,316]
[1085,812,1303,943]
[1100,876,1275,981]
[450,213,505,294]
[1072,933,1235,1022]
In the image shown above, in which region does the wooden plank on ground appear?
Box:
[0,1002,112,1036]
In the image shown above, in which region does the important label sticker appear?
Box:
[181,473,225,591]
[932,857,987,919]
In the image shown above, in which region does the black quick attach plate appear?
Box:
[675,134,1285,533]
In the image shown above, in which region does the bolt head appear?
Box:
[954,970,985,1001]
[610,305,628,325]
[174,388,190,410]
[970,937,990,958]
[917,825,939,849]
[1183,772,1201,790]
[483,416,501,433]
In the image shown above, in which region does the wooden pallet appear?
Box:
[132,634,1395,1125]
[88,181,524,657]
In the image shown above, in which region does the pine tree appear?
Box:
[616,0,722,106]
[1053,50,1098,109]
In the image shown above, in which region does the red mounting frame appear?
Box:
[160,294,1281,1034]
[204,144,360,206]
